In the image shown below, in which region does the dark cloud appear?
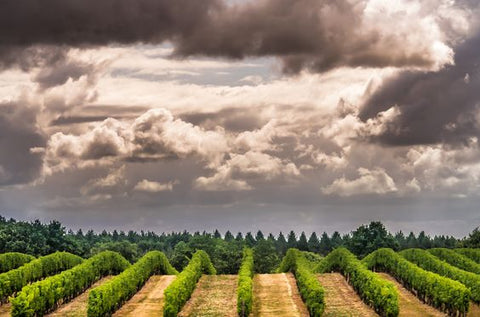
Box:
[0,0,457,73]
[34,59,99,90]
[180,107,264,132]
[50,115,112,126]
[0,102,45,186]
[360,32,480,145]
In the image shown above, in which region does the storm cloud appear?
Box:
[0,0,467,73]
[0,101,45,186]
[361,32,480,145]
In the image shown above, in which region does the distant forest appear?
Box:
[0,215,479,274]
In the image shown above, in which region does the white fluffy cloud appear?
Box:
[134,179,177,192]
[322,168,398,196]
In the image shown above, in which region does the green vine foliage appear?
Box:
[400,248,480,303]
[163,250,216,317]
[10,251,130,317]
[0,251,82,303]
[0,253,35,273]
[87,251,178,317]
[363,248,470,316]
[319,247,399,317]
[455,248,480,264]
[279,248,325,317]
[237,248,254,317]
[428,248,480,274]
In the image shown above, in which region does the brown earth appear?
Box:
[377,273,446,317]
[252,273,309,317]
[47,276,114,317]
[317,273,378,317]
[178,275,238,317]
[0,303,10,317]
[468,303,480,317]
[113,275,176,317]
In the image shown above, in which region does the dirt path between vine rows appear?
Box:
[47,276,114,317]
[468,303,480,317]
[376,273,446,317]
[114,275,176,317]
[252,273,308,317]
[178,275,237,317]
[0,302,11,317]
[317,273,378,317]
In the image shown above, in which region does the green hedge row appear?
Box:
[428,248,480,274]
[455,248,480,264]
[10,251,130,317]
[163,250,216,317]
[318,248,399,317]
[0,251,82,302]
[87,251,178,317]
[279,248,325,317]
[363,248,470,316]
[237,248,254,317]
[0,252,35,273]
[400,248,480,303]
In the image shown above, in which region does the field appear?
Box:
[1,247,480,317]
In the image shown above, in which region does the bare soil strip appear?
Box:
[468,303,480,317]
[317,273,378,317]
[113,275,176,317]
[0,303,11,317]
[376,273,446,317]
[252,273,309,317]
[47,276,114,317]
[178,275,238,317]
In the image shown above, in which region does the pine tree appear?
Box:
[307,232,321,253]
[287,231,297,249]
[235,232,244,242]
[213,229,222,239]
[319,232,332,255]
[224,231,234,241]
[276,232,287,255]
[245,232,256,247]
[255,230,265,241]
[297,232,309,251]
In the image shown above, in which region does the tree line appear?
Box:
[0,215,477,274]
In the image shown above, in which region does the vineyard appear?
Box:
[0,247,480,316]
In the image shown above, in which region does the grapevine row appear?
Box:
[428,248,480,274]
[87,250,178,316]
[0,252,34,273]
[455,248,480,264]
[0,251,82,302]
[400,248,480,303]
[363,248,470,316]
[318,247,399,317]
[163,250,216,317]
[237,248,254,317]
[10,251,130,316]
[279,248,325,317]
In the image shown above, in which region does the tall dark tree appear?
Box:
[235,232,244,242]
[347,221,397,258]
[253,240,279,273]
[245,232,256,247]
[276,232,288,255]
[224,231,234,242]
[287,231,297,249]
[297,232,309,251]
[255,230,265,241]
[213,229,222,239]
[331,231,343,249]
[319,232,332,255]
[307,232,321,253]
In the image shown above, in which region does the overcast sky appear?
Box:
[1,0,480,237]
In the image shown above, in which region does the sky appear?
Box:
[1,0,480,237]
